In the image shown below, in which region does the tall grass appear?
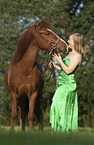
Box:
[0,126,94,145]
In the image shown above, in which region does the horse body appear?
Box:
[5,41,43,131]
[6,42,39,93]
[4,19,67,131]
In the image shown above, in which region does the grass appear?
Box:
[0,126,94,145]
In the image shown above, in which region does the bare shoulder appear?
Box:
[75,53,81,58]
[72,53,82,64]
[70,53,81,63]
[72,53,81,59]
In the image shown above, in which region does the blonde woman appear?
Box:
[49,33,84,132]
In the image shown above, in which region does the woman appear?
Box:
[49,33,84,132]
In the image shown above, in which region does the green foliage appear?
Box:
[0,0,94,127]
[75,52,94,127]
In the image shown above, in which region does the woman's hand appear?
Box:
[52,53,62,63]
[49,59,61,70]
[49,61,55,68]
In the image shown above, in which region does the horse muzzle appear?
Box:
[57,45,67,54]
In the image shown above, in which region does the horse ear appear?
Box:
[37,19,50,29]
[37,20,42,28]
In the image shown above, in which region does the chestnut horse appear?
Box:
[4,19,67,131]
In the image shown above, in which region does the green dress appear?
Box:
[50,57,78,132]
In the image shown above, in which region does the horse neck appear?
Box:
[18,41,39,70]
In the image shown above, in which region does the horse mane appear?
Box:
[11,19,50,64]
[11,26,34,64]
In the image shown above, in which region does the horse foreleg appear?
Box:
[28,91,37,131]
[10,92,17,131]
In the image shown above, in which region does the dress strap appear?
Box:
[63,53,78,60]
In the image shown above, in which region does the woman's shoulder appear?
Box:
[71,52,81,57]
[69,52,81,60]
[75,53,82,58]
[71,53,82,65]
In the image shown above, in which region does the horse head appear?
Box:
[35,19,68,55]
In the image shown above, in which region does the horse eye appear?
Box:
[64,45,67,49]
[45,33,50,35]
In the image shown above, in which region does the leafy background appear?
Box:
[0,0,94,127]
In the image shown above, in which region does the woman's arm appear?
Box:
[49,61,61,70]
[52,53,81,74]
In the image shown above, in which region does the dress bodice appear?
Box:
[55,58,77,90]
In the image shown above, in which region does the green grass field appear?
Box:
[0,126,94,145]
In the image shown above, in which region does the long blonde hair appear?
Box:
[71,33,84,54]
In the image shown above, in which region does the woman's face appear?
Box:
[68,35,74,49]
